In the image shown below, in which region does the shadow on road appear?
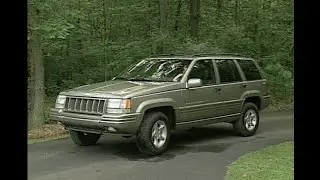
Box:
[81,124,238,162]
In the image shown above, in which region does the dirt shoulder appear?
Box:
[28,123,68,144]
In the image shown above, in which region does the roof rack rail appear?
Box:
[192,53,241,57]
[148,53,188,58]
[148,52,242,58]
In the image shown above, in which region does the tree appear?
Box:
[217,0,223,17]
[156,0,168,53]
[234,0,239,26]
[174,0,182,32]
[189,0,200,40]
[29,0,294,123]
[28,0,45,128]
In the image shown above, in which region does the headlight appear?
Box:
[107,99,131,114]
[55,95,67,109]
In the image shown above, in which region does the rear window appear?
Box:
[237,60,262,81]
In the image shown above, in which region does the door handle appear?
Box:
[215,88,221,92]
[241,84,247,88]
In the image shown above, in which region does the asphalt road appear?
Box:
[28,110,293,180]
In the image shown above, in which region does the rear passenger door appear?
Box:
[213,59,246,116]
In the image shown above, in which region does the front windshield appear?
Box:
[116,59,192,82]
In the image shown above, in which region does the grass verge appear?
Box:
[225,141,294,180]
[28,123,68,144]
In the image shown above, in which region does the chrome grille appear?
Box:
[64,97,106,114]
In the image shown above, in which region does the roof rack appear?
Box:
[148,53,188,58]
[192,53,241,57]
[148,52,242,58]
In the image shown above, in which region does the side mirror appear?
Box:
[186,78,202,88]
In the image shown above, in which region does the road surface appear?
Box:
[28,110,293,180]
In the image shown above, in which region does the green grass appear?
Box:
[225,141,294,180]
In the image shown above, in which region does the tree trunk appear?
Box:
[174,0,182,32]
[235,0,239,26]
[217,0,223,17]
[145,0,152,38]
[77,0,84,61]
[258,0,264,58]
[102,0,109,81]
[28,1,45,129]
[66,39,70,57]
[157,0,167,54]
[189,0,200,40]
[77,19,82,51]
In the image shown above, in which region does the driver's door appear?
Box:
[180,59,219,123]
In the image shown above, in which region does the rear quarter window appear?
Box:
[237,60,262,81]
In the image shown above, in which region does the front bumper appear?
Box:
[50,108,141,135]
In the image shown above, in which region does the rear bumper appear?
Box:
[50,108,140,135]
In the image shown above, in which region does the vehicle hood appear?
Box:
[60,80,181,98]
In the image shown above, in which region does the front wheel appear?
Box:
[136,112,171,156]
[233,102,260,137]
[69,130,101,146]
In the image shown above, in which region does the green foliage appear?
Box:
[263,55,294,103]
[34,0,293,104]
[225,141,294,180]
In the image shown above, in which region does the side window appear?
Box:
[237,60,262,81]
[188,59,216,85]
[215,59,242,83]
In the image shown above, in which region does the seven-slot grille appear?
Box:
[64,97,106,114]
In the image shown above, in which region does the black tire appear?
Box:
[233,102,260,137]
[136,112,171,156]
[69,130,101,146]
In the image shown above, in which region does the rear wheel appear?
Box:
[69,130,101,146]
[136,112,171,156]
[233,102,260,137]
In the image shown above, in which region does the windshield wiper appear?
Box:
[114,77,170,82]
[129,78,173,82]
[128,78,154,81]
[113,77,129,81]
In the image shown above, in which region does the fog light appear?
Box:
[107,127,117,132]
